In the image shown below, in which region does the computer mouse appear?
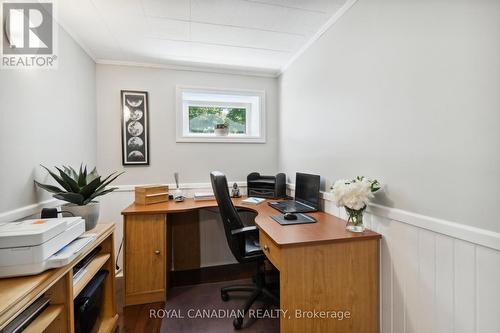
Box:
[283,213,298,220]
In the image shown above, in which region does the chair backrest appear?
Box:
[210,171,245,261]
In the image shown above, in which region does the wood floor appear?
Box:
[115,277,163,333]
[113,276,279,333]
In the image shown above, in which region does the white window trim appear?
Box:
[176,85,266,143]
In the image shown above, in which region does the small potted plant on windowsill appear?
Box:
[35,165,123,231]
[214,123,229,136]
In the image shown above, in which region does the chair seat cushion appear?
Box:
[245,234,262,256]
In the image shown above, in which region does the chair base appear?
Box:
[220,262,279,330]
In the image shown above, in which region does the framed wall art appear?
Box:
[121,90,149,165]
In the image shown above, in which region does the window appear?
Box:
[176,86,265,143]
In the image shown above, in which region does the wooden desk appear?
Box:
[0,224,118,333]
[122,198,381,333]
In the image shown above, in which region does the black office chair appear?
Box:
[210,171,278,330]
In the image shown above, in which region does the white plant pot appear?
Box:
[62,202,100,231]
[214,127,229,136]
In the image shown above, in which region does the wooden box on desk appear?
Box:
[135,185,169,205]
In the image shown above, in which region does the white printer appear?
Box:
[0,217,92,278]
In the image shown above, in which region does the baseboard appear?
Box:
[125,290,166,306]
[0,181,247,223]
[0,198,61,223]
[169,262,258,287]
[113,181,247,192]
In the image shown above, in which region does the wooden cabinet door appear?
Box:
[124,214,166,305]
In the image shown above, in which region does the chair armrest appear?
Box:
[231,225,258,235]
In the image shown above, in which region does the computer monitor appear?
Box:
[295,173,320,209]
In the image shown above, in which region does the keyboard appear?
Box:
[268,200,317,213]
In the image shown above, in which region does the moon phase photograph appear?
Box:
[121,91,149,165]
[127,137,144,150]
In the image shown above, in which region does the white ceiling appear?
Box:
[59,0,348,75]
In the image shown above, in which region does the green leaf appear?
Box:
[34,180,65,194]
[87,167,98,183]
[84,187,117,204]
[54,192,85,205]
[69,166,79,181]
[62,166,77,182]
[77,164,87,187]
[93,172,115,191]
[55,167,81,193]
[95,171,124,193]
[40,165,72,192]
[79,176,102,200]
[39,165,123,204]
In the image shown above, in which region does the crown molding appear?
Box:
[95,59,280,78]
[59,24,97,62]
[279,0,359,76]
[52,8,97,62]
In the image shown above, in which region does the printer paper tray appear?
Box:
[0,236,95,278]
[0,219,85,266]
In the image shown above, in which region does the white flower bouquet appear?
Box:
[331,176,381,232]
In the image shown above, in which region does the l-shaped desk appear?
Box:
[122,197,381,333]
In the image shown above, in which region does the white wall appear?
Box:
[279,0,500,233]
[0,26,96,218]
[280,0,500,332]
[96,64,279,185]
[96,64,279,269]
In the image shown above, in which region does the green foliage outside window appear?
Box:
[188,106,246,134]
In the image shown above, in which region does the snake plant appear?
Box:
[35,165,123,205]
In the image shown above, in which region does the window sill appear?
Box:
[176,136,266,143]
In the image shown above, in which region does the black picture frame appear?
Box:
[121,90,149,166]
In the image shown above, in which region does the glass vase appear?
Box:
[345,207,365,233]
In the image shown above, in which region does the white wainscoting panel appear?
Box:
[476,246,500,333]
[435,234,454,333]
[454,240,476,333]
[323,199,500,333]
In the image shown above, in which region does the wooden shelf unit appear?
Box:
[0,224,118,333]
[73,253,111,299]
[96,314,119,333]
[23,305,64,333]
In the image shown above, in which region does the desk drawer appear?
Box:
[259,230,281,269]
